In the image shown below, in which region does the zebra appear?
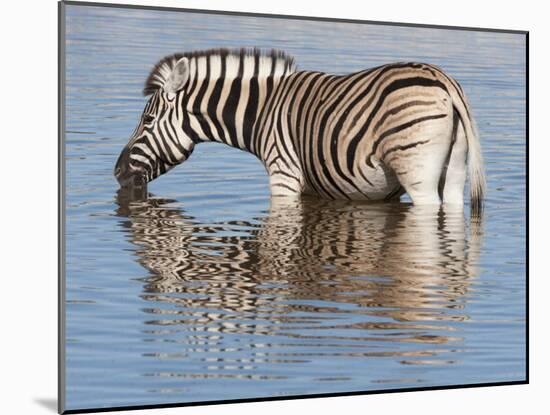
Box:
[114,48,485,213]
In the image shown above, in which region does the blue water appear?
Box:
[63,4,526,411]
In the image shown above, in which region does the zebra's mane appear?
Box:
[143,48,297,96]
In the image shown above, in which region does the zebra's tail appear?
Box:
[448,83,486,217]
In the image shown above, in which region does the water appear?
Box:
[62,4,526,411]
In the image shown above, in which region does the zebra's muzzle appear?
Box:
[116,171,146,188]
[114,146,147,189]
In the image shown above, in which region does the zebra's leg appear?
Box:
[380,115,454,206]
[269,171,304,197]
[266,156,305,198]
[265,136,306,198]
[440,117,467,206]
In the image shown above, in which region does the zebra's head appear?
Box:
[115,56,193,188]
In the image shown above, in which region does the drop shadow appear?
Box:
[34,398,57,412]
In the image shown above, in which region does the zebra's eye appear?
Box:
[143,114,155,124]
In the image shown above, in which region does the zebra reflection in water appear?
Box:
[116,192,483,360]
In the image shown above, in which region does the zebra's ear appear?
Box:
[164,57,190,96]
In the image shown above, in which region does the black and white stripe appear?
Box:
[115,48,484,213]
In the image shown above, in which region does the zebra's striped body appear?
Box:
[115,48,485,211]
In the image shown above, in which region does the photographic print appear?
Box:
[59,1,528,412]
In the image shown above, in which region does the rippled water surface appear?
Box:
[63,4,527,411]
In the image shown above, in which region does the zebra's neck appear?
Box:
[179,50,296,154]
